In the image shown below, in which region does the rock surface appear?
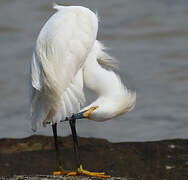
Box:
[0,136,188,180]
[0,175,134,180]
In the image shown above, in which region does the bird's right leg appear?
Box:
[52,123,71,175]
[67,118,110,178]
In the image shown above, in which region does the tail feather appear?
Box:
[67,88,80,113]
[71,83,86,106]
[31,88,49,131]
[61,101,67,121]
[64,91,73,117]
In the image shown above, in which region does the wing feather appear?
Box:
[30,52,42,91]
[30,6,98,130]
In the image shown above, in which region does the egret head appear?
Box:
[82,103,116,121]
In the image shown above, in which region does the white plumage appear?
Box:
[30,5,136,131]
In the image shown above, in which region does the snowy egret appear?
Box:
[30,4,136,178]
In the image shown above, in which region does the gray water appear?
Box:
[0,0,188,142]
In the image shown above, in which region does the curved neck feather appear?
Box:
[82,51,135,121]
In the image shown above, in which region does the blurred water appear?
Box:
[0,0,188,142]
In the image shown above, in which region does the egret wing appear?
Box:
[30,6,98,130]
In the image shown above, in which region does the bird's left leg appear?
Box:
[52,123,71,175]
[67,118,110,178]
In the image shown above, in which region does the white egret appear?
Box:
[30,4,136,178]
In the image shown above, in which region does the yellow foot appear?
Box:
[53,170,71,176]
[53,165,72,175]
[66,165,111,178]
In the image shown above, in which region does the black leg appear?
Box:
[69,118,81,168]
[68,118,110,178]
[52,123,62,170]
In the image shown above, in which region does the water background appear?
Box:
[0,0,188,142]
